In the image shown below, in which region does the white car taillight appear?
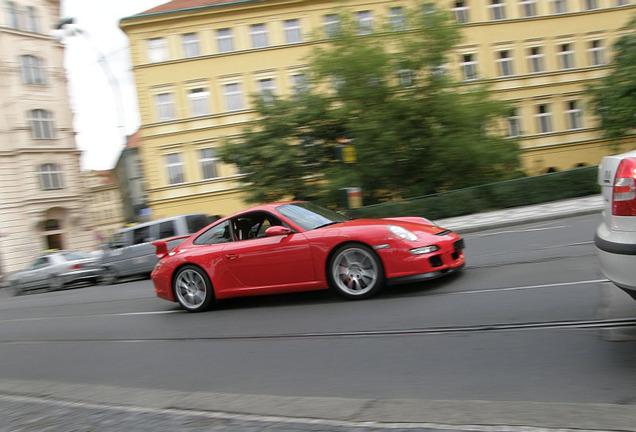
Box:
[613,158,636,216]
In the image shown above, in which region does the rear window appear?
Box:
[159,221,176,239]
[186,214,209,233]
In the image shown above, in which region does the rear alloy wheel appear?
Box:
[173,265,215,312]
[328,244,384,299]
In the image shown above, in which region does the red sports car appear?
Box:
[151,201,465,312]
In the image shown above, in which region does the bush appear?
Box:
[346,166,599,219]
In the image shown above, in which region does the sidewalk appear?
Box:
[435,194,604,233]
[2,378,636,432]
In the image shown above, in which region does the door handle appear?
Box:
[225,253,238,260]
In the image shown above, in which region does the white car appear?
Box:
[7,250,102,295]
[595,150,636,300]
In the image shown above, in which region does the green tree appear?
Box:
[588,15,636,146]
[220,3,520,207]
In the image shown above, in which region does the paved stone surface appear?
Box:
[1,380,635,432]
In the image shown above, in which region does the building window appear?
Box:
[507,109,522,137]
[188,88,210,116]
[357,11,373,35]
[155,93,176,121]
[588,40,605,66]
[389,7,406,30]
[558,43,575,70]
[565,100,582,130]
[147,38,168,63]
[257,78,276,104]
[552,0,568,13]
[223,83,244,111]
[250,23,269,49]
[527,47,544,73]
[6,1,20,29]
[460,54,478,81]
[496,50,514,77]
[324,14,340,37]
[452,1,470,23]
[200,149,218,180]
[535,104,553,134]
[489,0,506,20]
[520,0,537,17]
[398,70,416,87]
[29,109,54,139]
[217,28,234,53]
[25,5,38,32]
[165,154,184,185]
[153,93,176,121]
[584,0,598,10]
[284,19,302,44]
[20,55,45,85]
[182,33,200,58]
[39,163,63,190]
[291,74,308,93]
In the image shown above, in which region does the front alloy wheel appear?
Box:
[328,244,384,299]
[173,265,215,312]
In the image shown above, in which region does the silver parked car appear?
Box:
[7,250,102,295]
[100,213,212,285]
[594,149,636,300]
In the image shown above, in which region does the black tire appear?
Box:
[100,268,117,285]
[327,243,384,300]
[48,275,63,291]
[173,265,215,312]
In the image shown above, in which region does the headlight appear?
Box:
[387,225,418,241]
[409,245,440,255]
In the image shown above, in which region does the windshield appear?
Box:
[276,202,349,231]
[61,251,90,261]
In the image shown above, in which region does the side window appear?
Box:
[186,215,209,233]
[194,220,232,245]
[31,257,48,269]
[133,226,150,245]
[158,221,176,239]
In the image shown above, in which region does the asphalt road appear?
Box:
[1,213,636,430]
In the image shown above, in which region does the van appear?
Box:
[100,213,211,284]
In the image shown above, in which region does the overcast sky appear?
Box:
[60,0,166,171]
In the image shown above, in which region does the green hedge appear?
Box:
[345,166,599,220]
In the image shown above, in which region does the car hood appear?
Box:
[323,218,450,236]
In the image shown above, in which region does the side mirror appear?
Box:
[265,226,292,237]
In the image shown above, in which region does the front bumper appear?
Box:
[387,262,465,286]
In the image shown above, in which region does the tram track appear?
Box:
[1,316,635,345]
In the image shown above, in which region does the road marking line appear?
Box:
[441,279,609,296]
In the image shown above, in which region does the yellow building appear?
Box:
[120,0,635,218]
[82,170,126,245]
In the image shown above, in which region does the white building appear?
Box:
[0,0,94,275]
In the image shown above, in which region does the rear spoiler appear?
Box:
[152,235,191,259]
